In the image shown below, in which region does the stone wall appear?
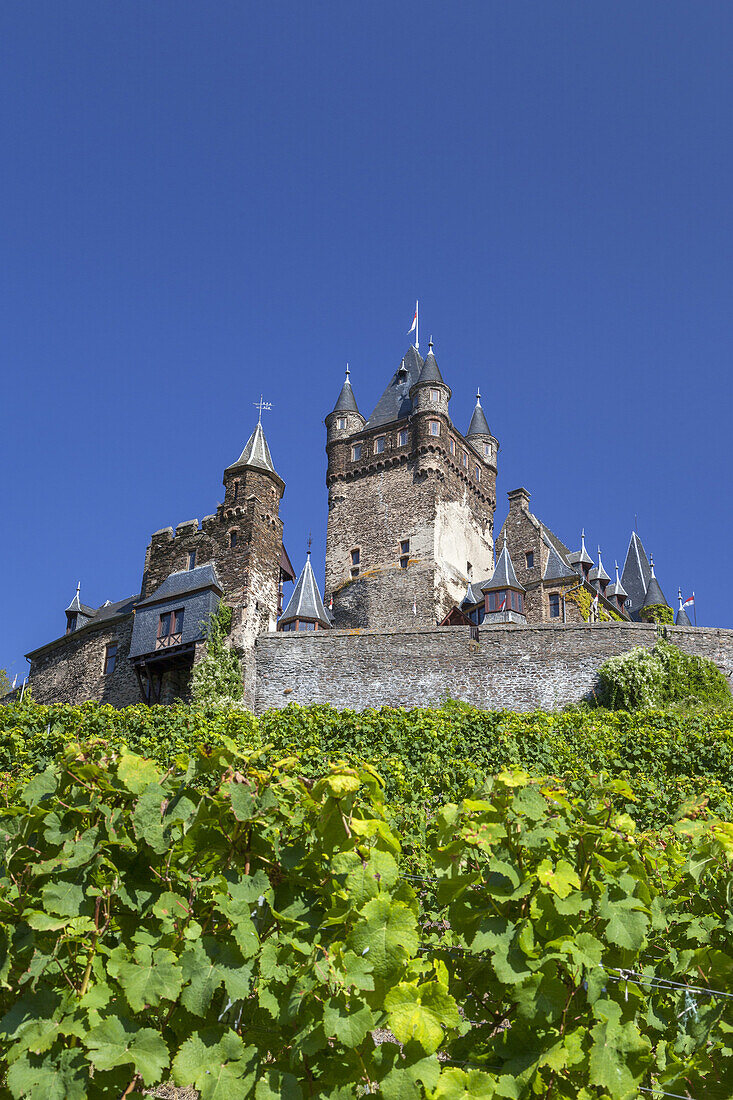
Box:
[254,622,733,714]
[27,616,141,708]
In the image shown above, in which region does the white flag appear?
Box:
[407,302,418,335]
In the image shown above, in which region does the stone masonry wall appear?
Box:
[28,617,141,707]
[254,622,733,714]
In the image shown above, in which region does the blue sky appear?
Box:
[2,1,732,677]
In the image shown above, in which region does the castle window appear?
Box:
[351,548,360,566]
[398,429,408,447]
[233,481,239,501]
[157,608,184,648]
[337,417,347,429]
[399,557,409,569]
[229,531,238,548]
[526,551,534,569]
[66,615,77,634]
[474,465,480,482]
[483,443,491,459]
[351,443,362,461]
[461,451,468,468]
[549,593,560,618]
[103,643,118,675]
[429,420,440,437]
[400,539,410,555]
[375,436,386,454]
[430,388,439,402]
[487,592,504,612]
[188,550,196,570]
[510,591,524,613]
[449,438,456,455]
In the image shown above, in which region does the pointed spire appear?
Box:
[641,553,669,609]
[65,582,83,614]
[621,530,652,617]
[568,528,593,569]
[589,546,610,587]
[279,554,331,629]
[227,421,279,478]
[606,560,628,603]
[467,387,491,438]
[332,364,360,414]
[675,587,692,627]
[417,336,444,384]
[483,534,525,593]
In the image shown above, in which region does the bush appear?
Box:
[598,637,732,711]
[190,601,244,705]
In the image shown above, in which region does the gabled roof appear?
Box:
[227,422,279,478]
[280,554,331,627]
[543,539,577,581]
[466,391,491,438]
[364,345,424,429]
[482,538,525,593]
[136,563,223,608]
[416,340,444,385]
[621,532,652,614]
[332,367,360,414]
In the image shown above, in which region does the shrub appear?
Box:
[598,637,731,711]
[190,601,243,705]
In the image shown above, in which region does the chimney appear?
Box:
[507,487,531,513]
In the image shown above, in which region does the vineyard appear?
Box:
[1,699,733,1097]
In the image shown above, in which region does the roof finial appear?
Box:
[76,581,81,595]
[615,560,620,584]
[678,586,683,608]
[581,528,586,551]
[307,532,312,558]
[649,553,656,577]
[476,387,481,404]
[503,532,508,552]
[428,335,434,352]
[345,363,350,380]
[254,395,273,424]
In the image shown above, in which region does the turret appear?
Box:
[409,338,451,420]
[606,561,628,613]
[466,389,498,467]
[223,420,284,511]
[639,555,672,623]
[64,582,94,634]
[588,547,610,596]
[278,550,331,632]
[325,366,365,444]
[675,588,692,627]
[481,535,526,623]
[568,530,594,582]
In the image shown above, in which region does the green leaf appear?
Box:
[348,898,418,981]
[172,1029,257,1100]
[41,877,86,917]
[180,936,252,1016]
[107,944,183,1012]
[431,1066,497,1099]
[385,981,460,1054]
[588,1000,651,1098]
[117,753,162,795]
[85,1017,169,1085]
[21,766,58,807]
[537,858,581,899]
[255,1070,302,1098]
[322,996,374,1047]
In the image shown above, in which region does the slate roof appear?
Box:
[543,539,577,582]
[641,562,668,610]
[65,587,95,617]
[332,368,360,414]
[589,550,610,585]
[621,532,652,615]
[26,593,140,660]
[460,581,483,608]
[482,539,525,593]
[466,392,491,438]
[606,563,628,602]
[417,341,444,385]
[568,531,593,570]
[364,345,424,429]
[280,555,331,627]
[136,564,223,608]
[676,604,692,627]
[227,422,279,478]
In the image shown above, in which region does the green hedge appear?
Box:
[3,700,733,842]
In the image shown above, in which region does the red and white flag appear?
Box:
[683,595,695,608]
[498,595,507,611]
[407,301,418,336]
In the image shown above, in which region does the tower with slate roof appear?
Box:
[324,341,499,628]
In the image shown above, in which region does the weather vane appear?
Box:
[254,395,273,423]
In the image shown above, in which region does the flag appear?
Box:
[683,595,695,609]
[498,595,507,611]
[328,595,333,610]
[407,302,418,335]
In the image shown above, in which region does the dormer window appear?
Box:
[351,443,362,461]
[398,429,408,447]
[337,417,347,429]
[375,436,386,454]
[429,420,440,437]
[157,608,184,649]
[430,389,439,402]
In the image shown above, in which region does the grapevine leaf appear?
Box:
[385,981,460,1054]
[348,898,418,981]
[85,1017,170,1085]
[117,753,162,795]
[108,944,183,1012]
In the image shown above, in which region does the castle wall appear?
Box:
[27,617,141,708]
[254,622,733,714]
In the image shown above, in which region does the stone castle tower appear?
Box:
[324,342,499,628]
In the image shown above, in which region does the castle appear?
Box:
[23,337,723,714]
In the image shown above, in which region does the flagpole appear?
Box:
[416,300,419,350]
[693,592,697,627]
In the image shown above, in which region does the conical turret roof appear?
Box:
[227,421,280,478]
[482,537,525,593]
[416,338,444,385]
[621,531,652,615]
[641,557,668,610]
[675,589,692,627]
[589,548,611,585]
[280,554,331,628]
[466,389,491,438]
[365,345,424,428]
[65,583,95,618]
[568,530,593,570]
[332,366,360,414]
[606,562,628,602]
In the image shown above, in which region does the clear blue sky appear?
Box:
[2,2,732,678]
